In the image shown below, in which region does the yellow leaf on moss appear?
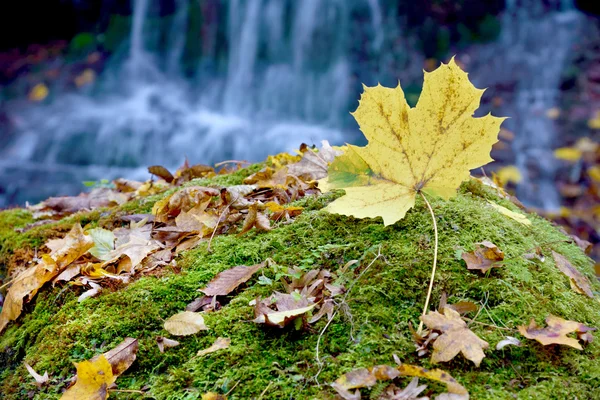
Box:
[518,315,596,350]
[420,307,489,366]
[487,201,531,226]
[164,311,209,336]
[319,58,505,225]
[61,355,114,400]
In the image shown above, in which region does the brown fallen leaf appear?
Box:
[420,308,489,366]
[0,224,93,333]
[199,262,265,296]
[196,337,231,357]
[152,186,220,223]
[156,336,180,353]
[265,202,303,221]
[551,251,594,298]
[243,167,288,189]
[33,187,129,216]
[253,292,316,328]
[164,311,209,336]
[287,140,342,181]
[174,200,217,234]
[461,241,504,273]
[148,165,174,183]
[175,162,214,183]
[518,315,596,350]
[238,203,272,236]
[332,365,400,399]
[93,337,138,378]
[102,235,163,273]
[24,362,49,387]
[61,355,114,400]
[570,234,593,255]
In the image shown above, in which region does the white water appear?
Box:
[0,0,586,208]
[475,0,583,210]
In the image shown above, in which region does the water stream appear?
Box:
[0,0,585,208]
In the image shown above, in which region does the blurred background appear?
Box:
[0,0,599,264]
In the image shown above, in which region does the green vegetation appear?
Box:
[0,168,599,399]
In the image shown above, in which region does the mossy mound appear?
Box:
[0,166,599,399]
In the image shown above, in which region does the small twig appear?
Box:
[417,192,439,335]
[225,380,240,396]
[314,247,382,382]
[207,196,237,253]
[257,381,273,399]
[214,160,250,167]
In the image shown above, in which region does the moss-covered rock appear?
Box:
[0,168,599,399]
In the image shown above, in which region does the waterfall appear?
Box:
[466,0,583,210]
[0,0,584,209]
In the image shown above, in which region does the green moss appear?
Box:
[1,178,599,399]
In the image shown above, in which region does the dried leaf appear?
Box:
[0,224,93,333]
[319,59,504,225]
[238,203,272,236]
[53,264,82,284]
[487,201,531,225]
[148,165,174,183]
[551,251,594,298]
[164,311,209,336]
[396,363,468,396]
[24,362,49,387]
[518,315,596,350]
[197,337,231,356]
[495,336,522,350]
[287,140,342,181]
[199,263,264,296]
[254,303,316,328]
[420,308,489,366]
[93,337,138,378]
[152,186,220,223]
[570,235,593,255]
[60,355,114,400]
[444,301,478,315]
[461,241,504,273]
[156,337,180,353]
[332,365,400,399]
[88,228,115,261]
[102,235,162,272]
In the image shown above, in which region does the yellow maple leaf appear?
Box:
[319,58,505,225]
[61,355,115,400]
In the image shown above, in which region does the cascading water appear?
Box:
[0,0,585,209]
[470,0,583,210]
[1,0,390,206]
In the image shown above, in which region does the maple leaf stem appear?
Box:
[417,191,438,335]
